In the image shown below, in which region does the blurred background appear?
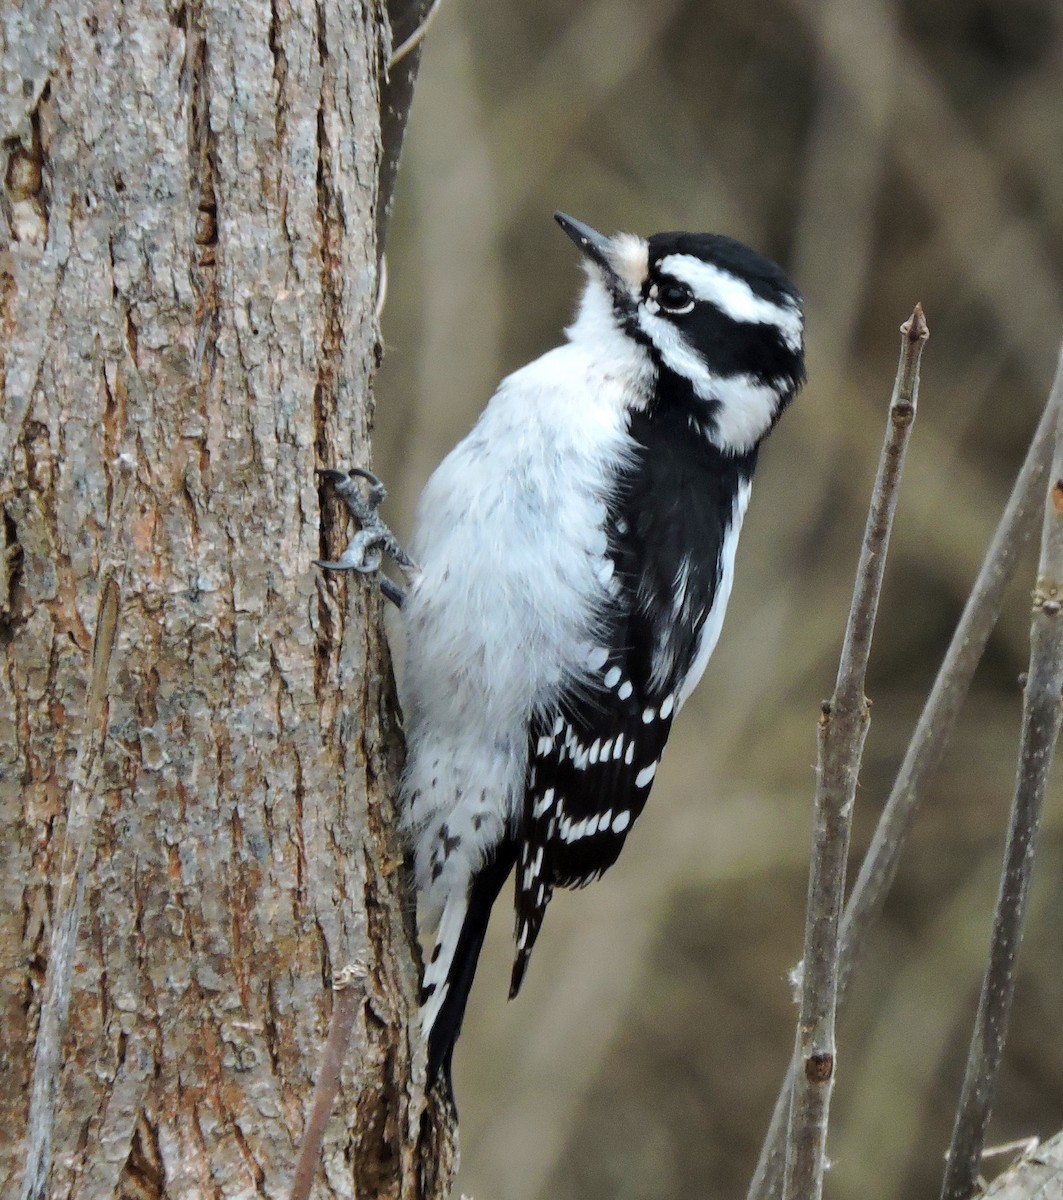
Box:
[372,1,1063,1196]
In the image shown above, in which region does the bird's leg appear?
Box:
[315,468,419,608]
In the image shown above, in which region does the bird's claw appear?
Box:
[313,530,386,574]
[316,467,418,607]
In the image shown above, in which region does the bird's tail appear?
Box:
[422,838,518,1096]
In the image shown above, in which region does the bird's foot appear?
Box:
[315,467,418,608]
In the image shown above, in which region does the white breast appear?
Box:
[399,336,649,913]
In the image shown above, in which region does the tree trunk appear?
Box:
[0,1,453,1197]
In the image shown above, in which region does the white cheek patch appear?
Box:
[658,254,803,351]
[709,375,787,453]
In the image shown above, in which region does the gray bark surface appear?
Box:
[982,1135,1063,1200]
[0,1,453,1196]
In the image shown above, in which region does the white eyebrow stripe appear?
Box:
[658,254,803,351]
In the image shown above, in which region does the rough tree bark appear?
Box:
[0,1,453,1197]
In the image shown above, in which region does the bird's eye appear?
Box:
[656,281,694,314]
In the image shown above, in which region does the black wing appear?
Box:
[510,418,755,995]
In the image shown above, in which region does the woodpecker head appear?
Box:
[556,212,805,455]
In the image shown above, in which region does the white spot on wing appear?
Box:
[612,810,631,833]
[635,762,657,788]
[586,645,609,671]
[533,788,555,818]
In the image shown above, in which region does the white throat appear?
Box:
[564,272,655,397]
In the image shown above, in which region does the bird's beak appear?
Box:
[554,212,617,279]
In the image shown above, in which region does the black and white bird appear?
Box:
[322,213,804,1095]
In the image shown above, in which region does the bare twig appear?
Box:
[377,0,436,251]
[941,348,1063,1200]
[781,307,927,1200]
[749,351,1063,1200]
[289,962,370,1200]
[839,360,1063,985]
[388,0,444,68]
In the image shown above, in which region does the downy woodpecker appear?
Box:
[321,213,805,1095]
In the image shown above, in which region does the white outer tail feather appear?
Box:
[419,888,468,1041]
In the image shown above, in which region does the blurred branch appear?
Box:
[750,335,1063,1200]
[389,0,444,67]
[394,13,504,533]
[793,0,896,365]
[781,306,927,1200]
[377,0,435,252]
[782,0,1063,382]
[289,962,369,1200]
[828,854,1055,1200]
[839,356,1063,991]
[462,0,685,219]
[941,346,1063,1200]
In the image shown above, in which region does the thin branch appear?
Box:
[941,347,1063,1200]
[838,363,1063,986]
[377,0,435,252]
[748,347,1063,1200]
[388,0,444,68]
[289,961,370,1200]
[782,306,927,1200]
